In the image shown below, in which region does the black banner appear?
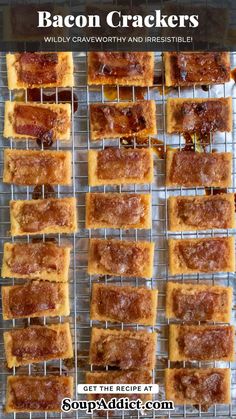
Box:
[0,0,235,51]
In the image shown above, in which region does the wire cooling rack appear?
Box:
[0,52,235,419]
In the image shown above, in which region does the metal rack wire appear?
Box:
[0,52,235,419]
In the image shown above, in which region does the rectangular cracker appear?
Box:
[166,282,232,322]
[166,97,232,133]
[165,369,231,406]
[7,52,74,89]
[86,370,152,402]
[3,149,72,186]
[10,197,77,236]
[88,52,154,86]
[164,52,230,87]
[2,281,70,320]
[88,238,154,278]
[89,328,157,370]
[88,147,154,186]
[168,193,235,231]
[1,242,71,282]
[91,283,157,325]
[166,150,232,187]
[86,192,152,229]
[168,237,235,275]
[5,375,73,413]
[169,324,235,362]
[4,101,71,141]
[4,323,73,368]
[90,100,157,140]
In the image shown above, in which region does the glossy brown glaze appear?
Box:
[173,370,227,404]
[88,194,146,226]
[5,151,69,185]
[92,240,149,276]
[176,238,229,272]
[8,282,59,317]
[7,376,72,411]
[6,242,66,276]
[172,289,228,321]
[169,52,230,85]
[13,104,58,137]
[175,195,232,229]
[32,185,56,200]
[177,326,233,360]
[11,326,68,359]
[17,52,58,86]
[180,100,227,133]
[14,199,74,233]
[93,286,153,323]
[90,103,150,136]
[28,89,78,113]
[91,330,155,369]
[90,52,147,78]
[97,148,150,180]
[104,85,146,101]
[169,151,231,187]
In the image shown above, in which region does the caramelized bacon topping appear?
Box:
[89,194,146,226]
[14,104,57,138]
[173,370,227,405]
[97,148,150,179]
[91,103,148,136]
[176,238,229,272]
[177,326,233,360]
[169,151,230,187]
[172,289,228,321]
[176,195,232,229]
[169,52,230,85]
[93,240,148,276]
[7,242,65,276]
[11,326,67,359]
[14,199,74,233]
[9,282,59,316]
[93,286,153,323]
[8,376,72,410]
[18,52,58,86]
[91,52,145,78]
